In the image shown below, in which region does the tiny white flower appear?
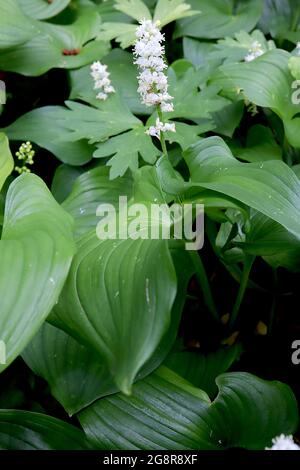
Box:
[90,61,115,101]
[134,19,174,112]
[266,434,300,450]
[146,118,176,139]
[244,40,264,62]
[296,42,300,55]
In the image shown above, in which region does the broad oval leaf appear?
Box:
[0,133,14,192]
[175,0,262,39]
[79,366,298,450]
[18,0,71,19]
[25,243,194,416]
[0,410,90,450]
[184,136,300,240]
[52,232,177,394]
[0,173,75,372]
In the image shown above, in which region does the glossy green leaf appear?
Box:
[52,230,177,394]
[79,366,298,450]
[0,0,39,49]
[234,210,300,272]
[69,48,148,115]
[211,50,300,148]
[62,166,133,239]
[175,0,262,39]
[232,125,282,163]
[51,164,84,204]
[184,136,300,239]
[0,11,109,76]
[0,134,14,192]
[165,344,242,397]
[3,98,140,165]
[24,240,194,415]
[0,410,90,449]
[3,106,93,166]
[22,322,116,416]
[18,0,71,19]
[167,63,229,120]
[0,174,75,372]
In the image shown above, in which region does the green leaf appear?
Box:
[211,50,300,148]
[184,137,300,239]
[0,134,14,192]
[51,164,84,204]
[232,125,282,163]
[289,56,300,80]
[22,322,116,416]
[79,367,298,450]
[25,240,194,415]
[70,48,148,115]
[114,0,151,21]
[99,22,137,49]
[0,174,75,372]
[18,0,71,19]
[62,166,133,239]
[153,0,198,27]
[165,344,242,397]
[213,30,275,64]
[175,0,263,39]
[3,106,93,166]
[234,210,300,272]
[167,62,229,120]
[3,98,140,165]
[0,410,90,449]
[94,126,160,179]
[183,38,217,67]
[0,0,39,49]
[0,11,110,76]
[53,231,177,394]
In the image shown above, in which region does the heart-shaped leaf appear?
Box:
[184,136,300,239]
[18,0,71,19]
[0,410,90,449]
[0,133,14,192]
[175,0,262,39]
[0,173,75,372]
[79,366,298,450]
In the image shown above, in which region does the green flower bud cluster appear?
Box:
[15,141,35,174]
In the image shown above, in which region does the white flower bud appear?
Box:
[91,61,115,101]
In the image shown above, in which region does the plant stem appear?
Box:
[157,106,168,156]
[188,250,219,322]
[229,255,255,328]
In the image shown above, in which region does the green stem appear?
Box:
[188,250,219,322]
[229,255,255,328]
[157,106,168,156]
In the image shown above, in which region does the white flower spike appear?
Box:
[134,19,175,140]
[146,118,176,139]
[296,42,300,55]
[244,40,264,62]
[90,61,115,101]
[266,434,300,450]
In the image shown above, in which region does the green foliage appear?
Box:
[0,0,300,452]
